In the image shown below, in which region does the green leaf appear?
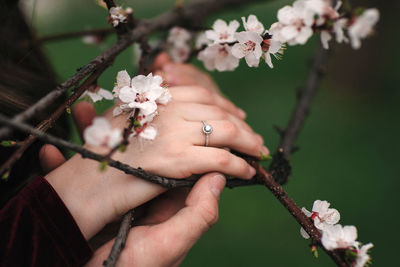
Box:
[99,161,108,171]
[118,145,127,152]
[345,249,358,261]
[260,152,272,161]
[1,171,9,181]
[0,140,16,147]
[311,246,319,259]
[133,118,141,128]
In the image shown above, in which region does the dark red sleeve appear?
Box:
[0,176,93,266]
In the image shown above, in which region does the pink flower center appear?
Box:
[244,40,256,52]
[310,212,319,220]
[135,92,149,103]
[218,46,228,56]
[219,32,229,40]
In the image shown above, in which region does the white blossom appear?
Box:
[206,19,240,44]
[195,32,211,49]
[354,243,373,267]
[242,14,264,35]
[198,44,239,71]
[231,31,263,67]
[84,117,122,148]
[109,6,128,27]
[300,200,340,239]
[168,44,190,63]
[81,86,113,103]
[130,125,158,141]
[167,27,192,63]
[118,73,164,116]
[348,8,380,49]
[262,32,285,68]
[113,70,131,97]
[321,224,358,250]
[272,1,315,45]
[167,27,191,48]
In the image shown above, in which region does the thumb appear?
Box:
[151,52,171,71]
[154,173,226,258]
[39,144,66,173]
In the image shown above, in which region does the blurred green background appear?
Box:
[23,0,399,265]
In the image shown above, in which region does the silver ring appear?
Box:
[201,120,213,147]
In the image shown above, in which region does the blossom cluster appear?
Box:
[166,0,379,71]
[301,200,373,267]
[83,71,171,148]
[108,6,132,27]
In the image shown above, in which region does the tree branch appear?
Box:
[0,113,347,266]
[269,44,329,184]
[103,209,134,267]
[0,0,265,139]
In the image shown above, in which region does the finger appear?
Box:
[135,187,190,225]
[154,173,226,253]
[39,145,66,173]
[72,101,97,138]
[184,147,256,179]
[185,120,266,157]
[173,102,253,133]
[169,86,245,119]
[163,63,220,94]
[151,52,171,71]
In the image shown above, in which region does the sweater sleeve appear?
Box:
[0,175,93,266]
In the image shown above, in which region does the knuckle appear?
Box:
[210,106,227,119]
[223,120,239,138]
[215,151,231,167]
[199,204,219,228]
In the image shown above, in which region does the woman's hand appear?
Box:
[44,59,268,241]
[86,173,226,267]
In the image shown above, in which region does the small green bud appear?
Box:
[118,145,127,152]
[99,161,108,171]
[1,140,17,147]
[1,171,9,181]
[311,245,319,259]
[260,152,272,161]
[345,249,358,261]
[133,118,141,128]
[66,107,72,114]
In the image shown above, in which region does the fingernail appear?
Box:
[210,174,226,198]
[238,108,246,119]
[262,146,269,155]
[249,166,256,178]
[255,134,264,144]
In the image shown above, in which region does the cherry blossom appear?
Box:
[231,31,263,67]
[348,8,380,49]
[167,27,192,62]
[198,44,239,71]
[262,32,285,68]
[195,32,211,49]
[272,1,315,45]
[130,125,158,141]
[241,14,264,35]
[80,85,113,103]
[321,224,358,250]
[112,70,131,97]
[205,19,240,44]
[84,117,122,148]
[300,200,340,239]
[118,73,165,116]
[109,6,130,27]
[354,243,373,267]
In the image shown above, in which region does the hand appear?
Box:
[86,173,226,267]
[44,60,268,240]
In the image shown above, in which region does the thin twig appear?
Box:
[0,0,265,139]
[269,44,329,184]
[25,28,114,46]
[0,113,347,266]
[0,64,110,176]
[103,209,134,267]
